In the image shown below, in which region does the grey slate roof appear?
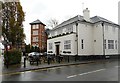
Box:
[53,15,84,29]
[30,19,46,25]
[90,16,116,24]
[52,15,118,30]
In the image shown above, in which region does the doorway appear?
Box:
[56,45,60,56]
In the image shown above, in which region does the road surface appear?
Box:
[1,59,119,81]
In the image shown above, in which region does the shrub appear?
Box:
[4,49,22,65]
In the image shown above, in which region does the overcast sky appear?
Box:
[20,0,120,45]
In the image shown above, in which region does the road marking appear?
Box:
[78,69,106,76]
[67,75,77,78]
[67,68,106,78]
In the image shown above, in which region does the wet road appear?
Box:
[1,59,119,81]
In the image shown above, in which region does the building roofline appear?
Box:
[30,19,46,26]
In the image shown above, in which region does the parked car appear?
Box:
[28,52,40,63]
[28,52,40,56]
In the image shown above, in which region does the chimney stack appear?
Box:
[83,8,90,21]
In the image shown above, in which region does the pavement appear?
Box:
[1,56,98,75]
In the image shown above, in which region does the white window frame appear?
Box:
[33,37,39,42]
[108,40,114,49]
[32,24,39,29]
[64,40,71,49]
[33,30,38,35]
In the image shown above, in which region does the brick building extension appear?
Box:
[30,19,47,52]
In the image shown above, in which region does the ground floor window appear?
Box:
[49,43,53,50]
[81,39,84,49]
[64,40,71,49]
[108,40,114,49]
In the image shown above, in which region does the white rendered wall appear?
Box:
[47,34,77,56]
[104,24,119,55]
[78,23,94,55]
[93,23,103,55]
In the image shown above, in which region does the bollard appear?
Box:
[24,57,26,68]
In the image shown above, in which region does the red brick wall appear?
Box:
[31,23,47,52]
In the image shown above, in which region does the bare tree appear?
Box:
[47,18,59,28]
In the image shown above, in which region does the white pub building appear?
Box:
[47,8,119,60]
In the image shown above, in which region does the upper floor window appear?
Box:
[32,37,39,42]
[108,40,114,49]
[32,24,39,29]
[33,30,38,35]
[64,40,71,49]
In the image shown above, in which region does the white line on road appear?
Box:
[78,69,106,76]
[67,75,77,78]
[67,69,106,78]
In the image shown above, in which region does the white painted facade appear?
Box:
[47,33,77,56]
[47,8,119,56]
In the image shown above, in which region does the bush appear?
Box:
[4,49,22,65]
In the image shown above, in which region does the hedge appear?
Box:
[4,49,22,65]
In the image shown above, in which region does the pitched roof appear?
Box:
[30,19,46,26]
[90,16,116,24]
[53,15,84,29]
[51,15,119,30]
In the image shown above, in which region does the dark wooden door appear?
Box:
[56,45,59,55]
